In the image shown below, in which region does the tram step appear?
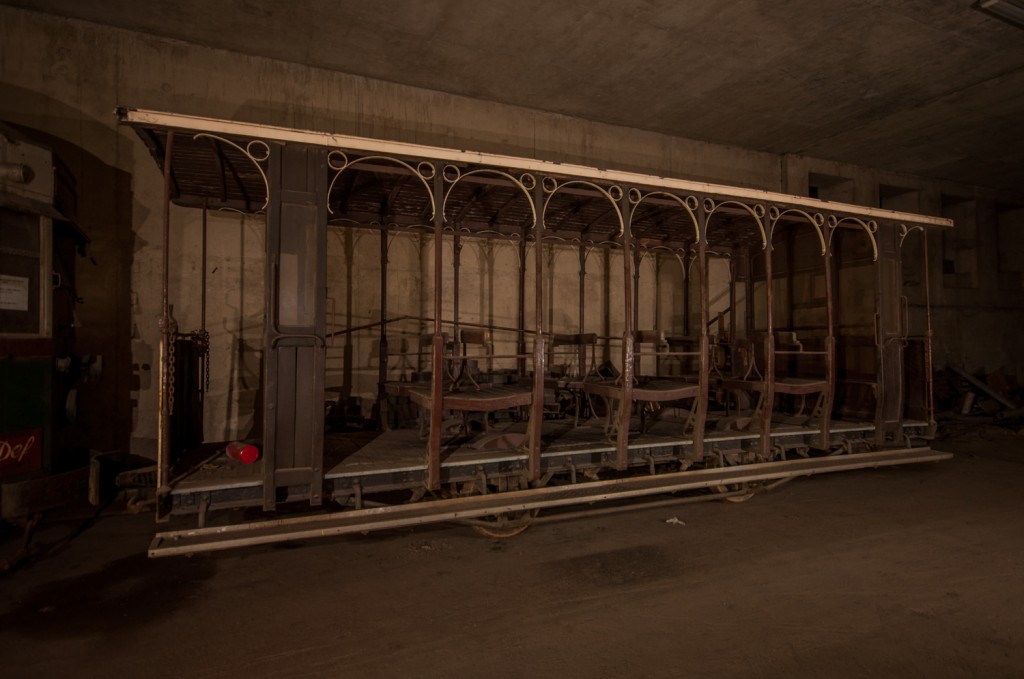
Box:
[149,447,952,557]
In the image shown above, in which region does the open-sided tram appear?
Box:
[117,109,952,556]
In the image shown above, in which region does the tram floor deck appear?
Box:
[323,416,918,480]
[166,416,931,498]
[2,421,1019,678]
[163,411,933,501]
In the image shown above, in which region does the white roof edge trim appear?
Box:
[119,108,954,229]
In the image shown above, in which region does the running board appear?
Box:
[149,447,951,557]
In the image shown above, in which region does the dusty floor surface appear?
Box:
[1,424,1022,678]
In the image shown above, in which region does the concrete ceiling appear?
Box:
[6,0,1024,194]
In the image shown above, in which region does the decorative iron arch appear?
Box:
[441,167,537,230]
[541,178,625,237]
[897,223,925,250]
[768,206,827,256]
[704,198,767,249]
[827,215,879,262]
[326,151,436,220]
[193,133,271,212]
[628,189,701,244]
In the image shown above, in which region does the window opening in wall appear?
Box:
[940,195,978,289]
[0,208,46,336]
[808,173,854,203]
[879,185,920,213]
[996,204,1024,290]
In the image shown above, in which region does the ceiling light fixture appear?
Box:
[974,0,1024,29]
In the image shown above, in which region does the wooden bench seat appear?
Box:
[407,383,533,412]
[720,376,827,395]
[583,378,699,403]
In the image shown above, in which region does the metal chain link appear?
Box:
[167,338,176,414]
[167,325,210,412]
[197,329,211,392]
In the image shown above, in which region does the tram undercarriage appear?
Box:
[117,109,953,557]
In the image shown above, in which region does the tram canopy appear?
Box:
[119,107,953,246]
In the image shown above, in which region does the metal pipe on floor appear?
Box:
[951,365,1015,410]
[463,488,751,528]
[148,447,952,557]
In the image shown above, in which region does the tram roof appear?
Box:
[119,107,953,246]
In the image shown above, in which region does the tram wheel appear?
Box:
[472,510,538,538]
[707,451,757,503]
[712,482,756,503]
[467,474,539,538]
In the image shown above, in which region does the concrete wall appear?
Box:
[783,154,1024,387]
[1,6,1019,454]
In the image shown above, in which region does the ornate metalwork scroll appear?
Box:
[704,198,767,249]
[828,215,879,261]
[193,133,271,212]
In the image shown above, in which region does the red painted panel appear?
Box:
[0,428,42,478]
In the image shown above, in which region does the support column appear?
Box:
[654,254,662,377]
[578,238,587,372]
[743,248,754,342]
[633,248,642,377]
[376,222,389,430]
[683,248,692,337]
[617,193,634,471]
[922,232,935,428]
[728,254,737,342]
[517,229,528,376]
[156,130,175,521]
[528,182,546,480]
[875,224,905,443]
[263,142,328,509]
[633,248,642,331]
[694,205,709,462]
[761,217,776,458]
[452,231,462,345]
[821,227,836,449]
[426,170,444,490]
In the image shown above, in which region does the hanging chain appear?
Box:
[197,329,211,392]
[180,329,211,394]
[160,311,179,416]
[166,325,211,415]
[167,337,176,414]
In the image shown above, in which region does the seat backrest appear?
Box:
[420,332,450,348]
[774,330,801,349]
[773,330,827,381]
[550,332,598,379]
[552,332,597,347]
[635,330,666,348]
[730,335,761,379]
[460,328,492,349]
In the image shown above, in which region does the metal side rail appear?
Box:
[149,447,951,557]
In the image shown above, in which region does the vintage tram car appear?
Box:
[117,109,951,556]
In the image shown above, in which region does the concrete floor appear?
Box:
[1,423,1022,678]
